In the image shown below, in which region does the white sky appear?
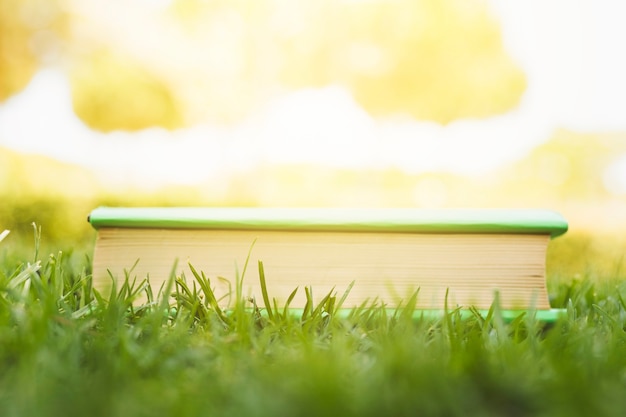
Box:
[1,0,626,191]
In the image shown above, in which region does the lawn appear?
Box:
[1,228,626,417]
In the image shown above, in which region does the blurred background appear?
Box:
[1,0,625,278]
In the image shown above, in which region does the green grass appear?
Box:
[2,229,626,417]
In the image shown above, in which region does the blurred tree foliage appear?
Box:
[2,0,526,130]
[0,147,100,242]
[273,0,526,122]
[167,0,525,123]
[0,0,65,102]
[70,49,184,132]
[496,130,626,203]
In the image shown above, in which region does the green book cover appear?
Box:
[88,207,568,237]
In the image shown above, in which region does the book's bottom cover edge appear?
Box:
[250,308,566,323]
[409,308,566,323]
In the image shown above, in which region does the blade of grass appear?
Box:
[282,287,299,318]
[155,258,178,317]
[235,239,257,309]
[397,289,420,323]
[310,287,334,319]
[187,262,229,325]
[302,287,313,321]
[333,280,355,312]
[7,261,41,291]
[257,261,274,321]
[31,222,41,263]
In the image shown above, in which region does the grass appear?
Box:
[2,228,626,416]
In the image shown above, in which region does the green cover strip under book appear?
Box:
[248,308,566,323]
[406,308,565,323]
[89,207,568,237]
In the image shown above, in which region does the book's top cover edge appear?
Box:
[88,207,568,237]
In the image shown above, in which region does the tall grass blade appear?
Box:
[398,289,419,323]
[187,262,229,325]
[282,287,299,318]
[302,287,313,321]
[235,239,257,308]
[32,222,41,263]
[158,258,178,314]
[310,287,334,319]
[257,260,274,321]
[7,262,41,290]
[334,280,355,312]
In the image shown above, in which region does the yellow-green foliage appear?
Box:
[0,148,99,244]
[278,0,525,122]
[2,0,526,129]
[547,232,626,282]
[0,0,66,101]
[70,50,184,132]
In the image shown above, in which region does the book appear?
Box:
[88,207,568,316]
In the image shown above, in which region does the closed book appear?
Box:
[89,207,568,316]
